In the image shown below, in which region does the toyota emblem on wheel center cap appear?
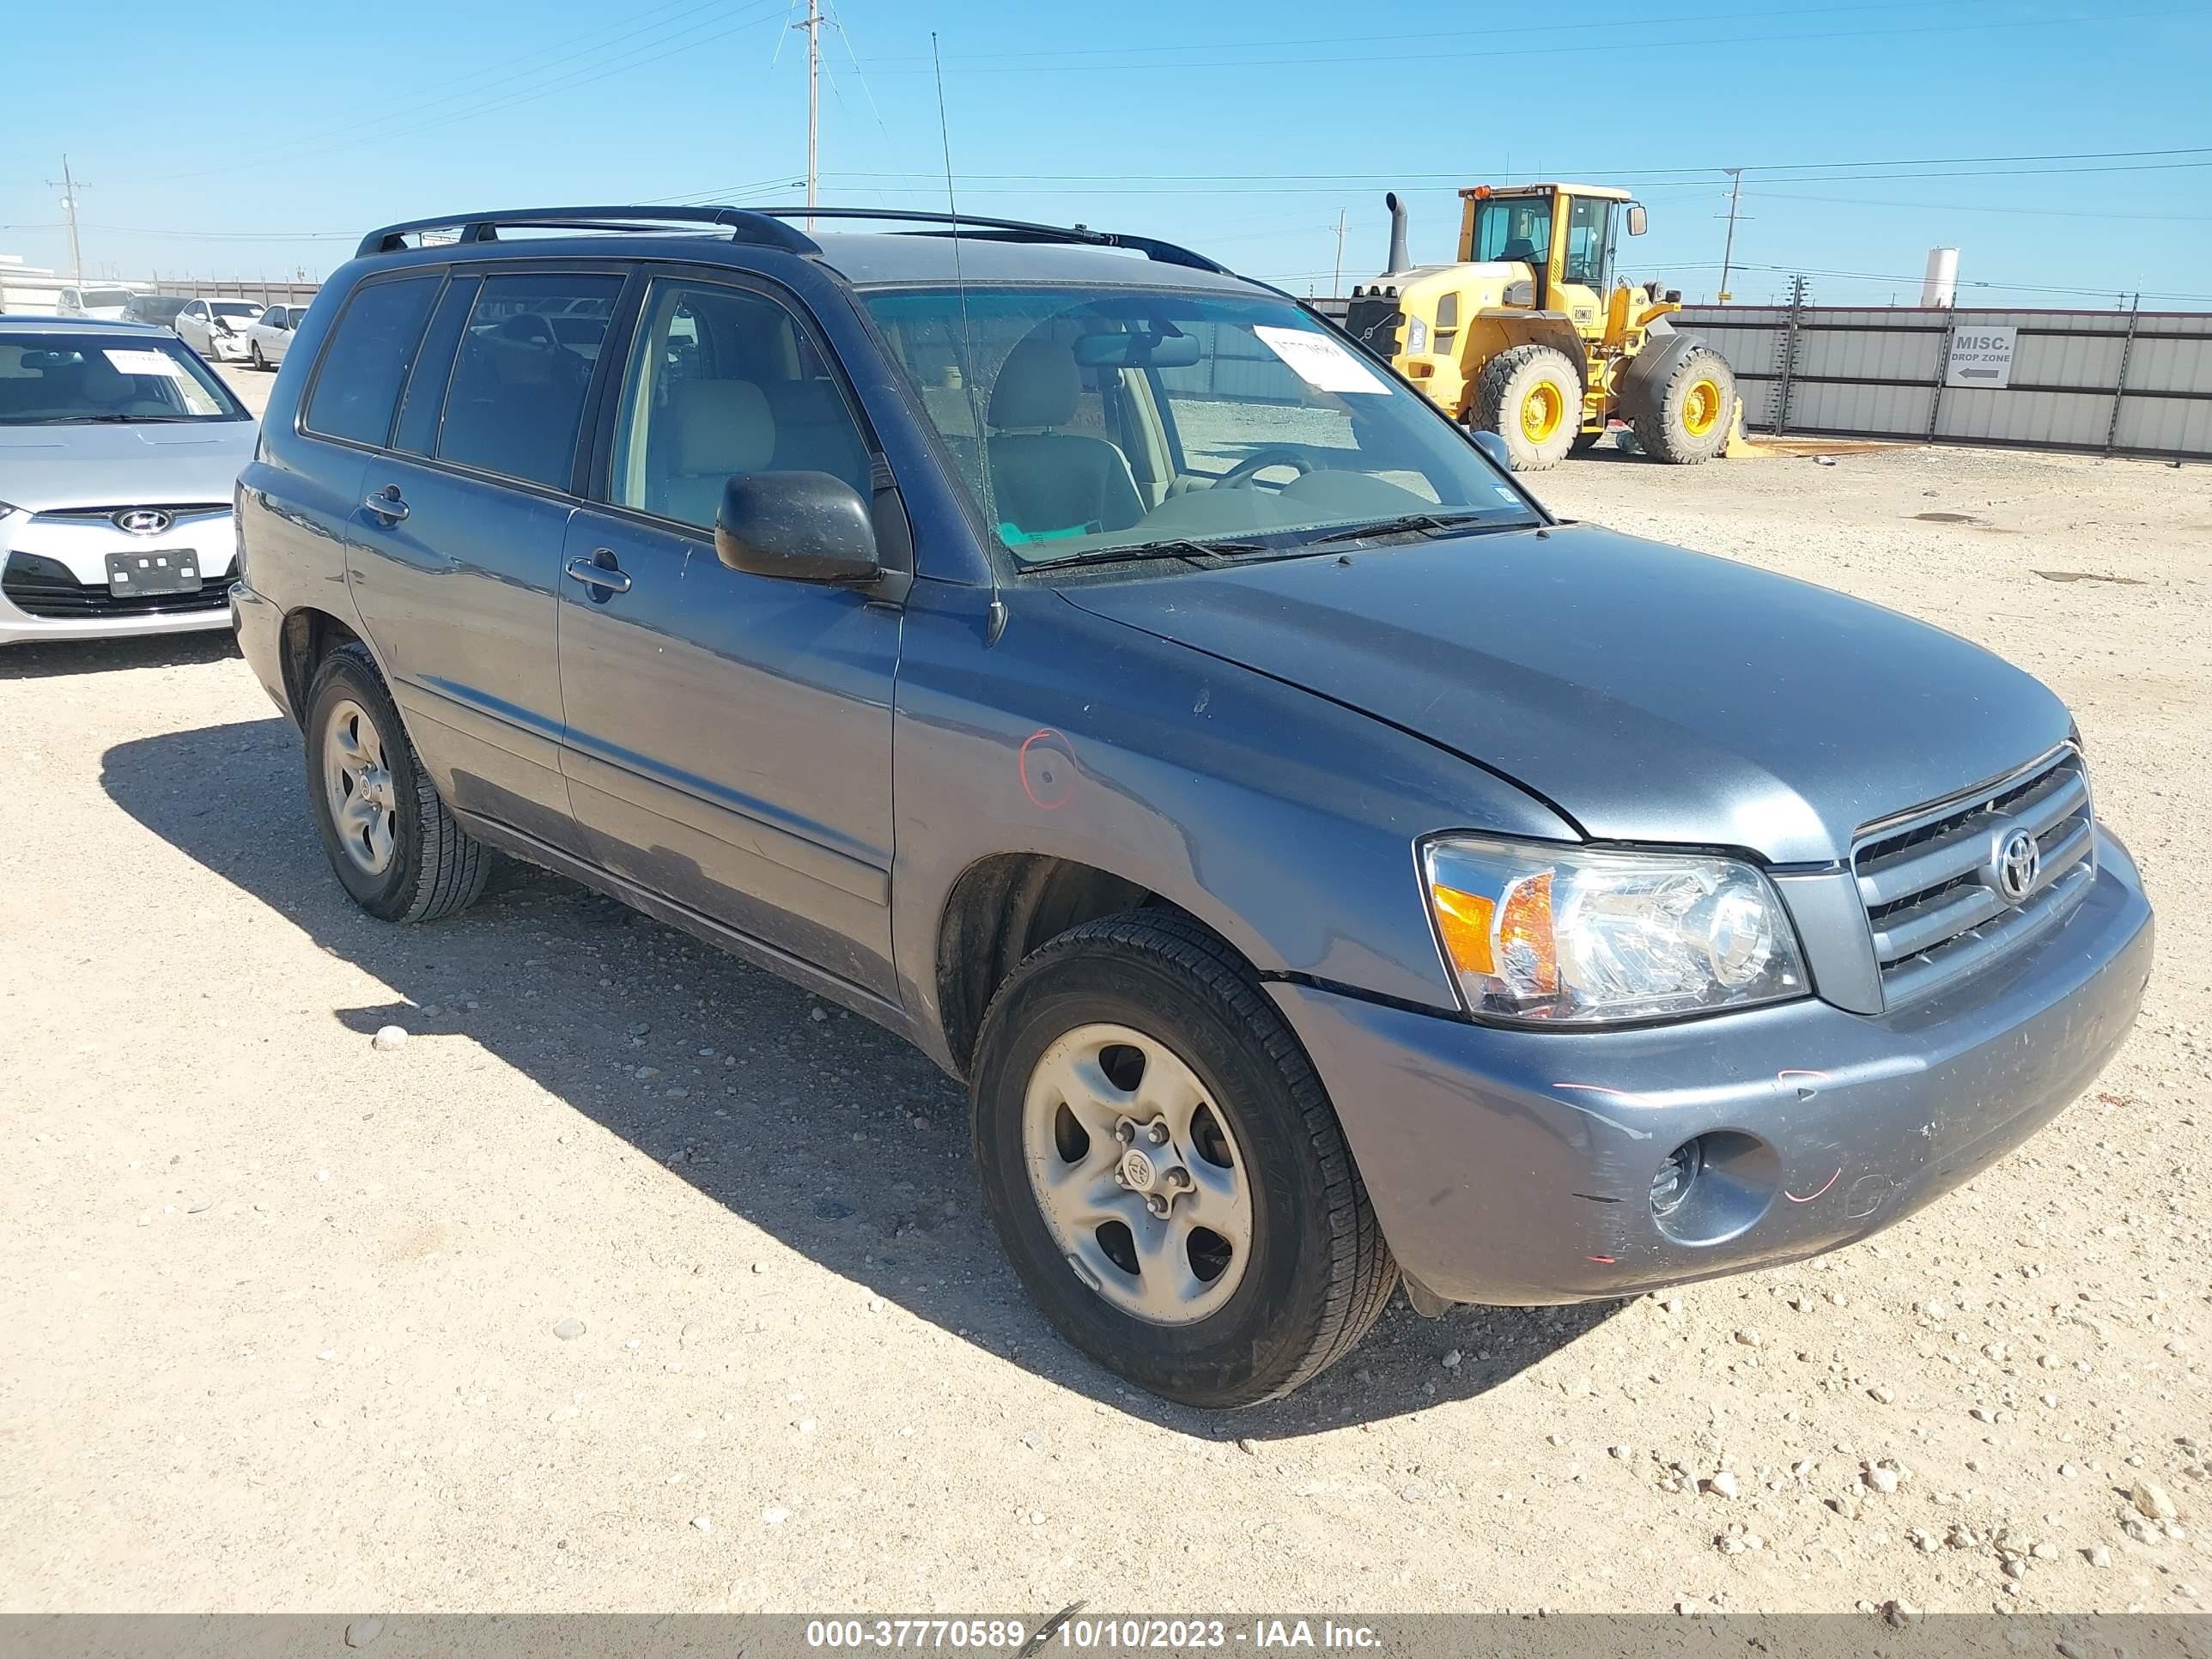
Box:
[113,508,173,536]
[1993,827,2040,904]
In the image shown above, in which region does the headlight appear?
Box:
[1421,836,1808,1024]
[1404,315,1431,355]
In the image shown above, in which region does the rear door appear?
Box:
[555,270,903,998]
[335,264,626,856]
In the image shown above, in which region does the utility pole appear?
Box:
[1331,208,1347,298]
[795,0,823,230]
[47,155,86,283]
[1717,167,1744,304]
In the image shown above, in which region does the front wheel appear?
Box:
[302,641,489,922]
[971,911,1396,1407]
[249,343,266,371]
[1632,346,1736,464]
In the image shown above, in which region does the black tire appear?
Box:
[1631,345,1735,465]
[249,343,266,371]
[1469,343,1582,471]
[970,910,1396,1408]
[302,641,489,922]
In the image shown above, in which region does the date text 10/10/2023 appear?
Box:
[804,1619,1384,1651]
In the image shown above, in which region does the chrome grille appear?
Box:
[1854,747,2096,1007]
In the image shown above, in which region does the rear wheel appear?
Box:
[971,911,1396,1408]
[1632,346,1735,464]
[1469,344,1582,471]
[303,641,489,922]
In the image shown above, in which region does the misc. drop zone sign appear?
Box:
[1945,325,2018,389]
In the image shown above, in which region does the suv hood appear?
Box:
[1057,523,2070,865]
[0,420,258,513]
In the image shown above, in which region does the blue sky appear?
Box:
[4,0,2209,307]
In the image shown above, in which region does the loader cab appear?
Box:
[1458,184,1640,329]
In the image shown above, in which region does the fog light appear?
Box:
[1650,1137,1704,1218]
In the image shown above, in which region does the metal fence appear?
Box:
[151,278,321,307]
[1674,300,2212,462]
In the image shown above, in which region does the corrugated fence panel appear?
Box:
[1665,303,2212,460]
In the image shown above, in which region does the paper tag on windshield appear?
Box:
[103,349,186,378]
[1254,325,1388,394]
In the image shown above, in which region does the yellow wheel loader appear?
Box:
[1341,185,1737,469]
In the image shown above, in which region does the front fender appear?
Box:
[888,580,1576,1071]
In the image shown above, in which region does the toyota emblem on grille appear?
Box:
[113,509,173,536]
[1994,828,2040,904]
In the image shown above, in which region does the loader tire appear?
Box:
[1470,344,1581,471]
[1631,345,1735,465]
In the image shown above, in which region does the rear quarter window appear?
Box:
[303,275,442,448]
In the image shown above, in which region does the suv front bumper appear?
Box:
[1271,828,2154,1307]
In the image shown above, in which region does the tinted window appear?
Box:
[607,279,872,530]
[435,272,622,491]
[304,275,441,447]
[392,275,482,459]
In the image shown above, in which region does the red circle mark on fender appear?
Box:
[1018,727,1078,810]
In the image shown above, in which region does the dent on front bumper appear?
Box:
[1271,829,2154,1306]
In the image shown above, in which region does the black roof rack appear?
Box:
[355,204,1233,276]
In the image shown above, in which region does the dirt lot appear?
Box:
[3,376,2208,1615]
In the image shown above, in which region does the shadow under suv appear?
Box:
[232,205,2154,1408]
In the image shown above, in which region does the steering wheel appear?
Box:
[1215,447,1316,489]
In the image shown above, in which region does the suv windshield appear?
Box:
[861,286,1538,565]
[0,334,249,424]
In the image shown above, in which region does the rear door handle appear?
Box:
[362,486,408,524]
[564,553,632,595]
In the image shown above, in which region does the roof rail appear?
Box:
[354,205,821,260]
[734,206,1235,275]
[355,203,1232,276]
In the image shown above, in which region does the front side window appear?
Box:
[606,279,872,530]
[862,285,1536,566]
[434,272,623,490]
[0,334,246,424]
[1474,198,1553,270]
[1562,197,1617,288]
[303,275,441,447]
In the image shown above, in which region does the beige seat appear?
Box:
[984,339,1143,539]
[649,380,776,529]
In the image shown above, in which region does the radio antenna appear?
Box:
[933,30,997,590]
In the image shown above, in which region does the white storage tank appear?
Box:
[1920,246,1959,308]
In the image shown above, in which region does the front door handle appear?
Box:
[362,486,408,524]
[564,552,632,595]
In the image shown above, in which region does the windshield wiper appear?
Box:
[46,414,197,425]
[1024,536,1271,571]
[1300,511,1523,548]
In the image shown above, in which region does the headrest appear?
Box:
[987,338,1079,429]
[665,379,774,476]
[80,357,130,401]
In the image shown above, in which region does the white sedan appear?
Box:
[243,303,307,370]
[173,298,264,363]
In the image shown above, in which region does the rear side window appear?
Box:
[304,275,441,447]
[435,272,623,492]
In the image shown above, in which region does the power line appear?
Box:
[854,7,2200,76]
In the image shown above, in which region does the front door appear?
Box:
[556,275,901,998]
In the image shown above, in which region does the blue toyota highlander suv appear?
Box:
[232,206,2154,1407]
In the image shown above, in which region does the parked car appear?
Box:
[173,297,264,362]
[1,318,257,646]
[243,303,307,369]
[123,293,195,333]
[57,285,146,322]
[233,206,2154,1408]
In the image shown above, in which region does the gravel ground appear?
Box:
[3,380,2206,1615]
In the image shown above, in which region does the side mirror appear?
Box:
[1626,204,1649,237]
[715,471,880,585]
[1470,428,1515,472]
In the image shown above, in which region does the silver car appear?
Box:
[0,318,258,647]
[173,298,264,363]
